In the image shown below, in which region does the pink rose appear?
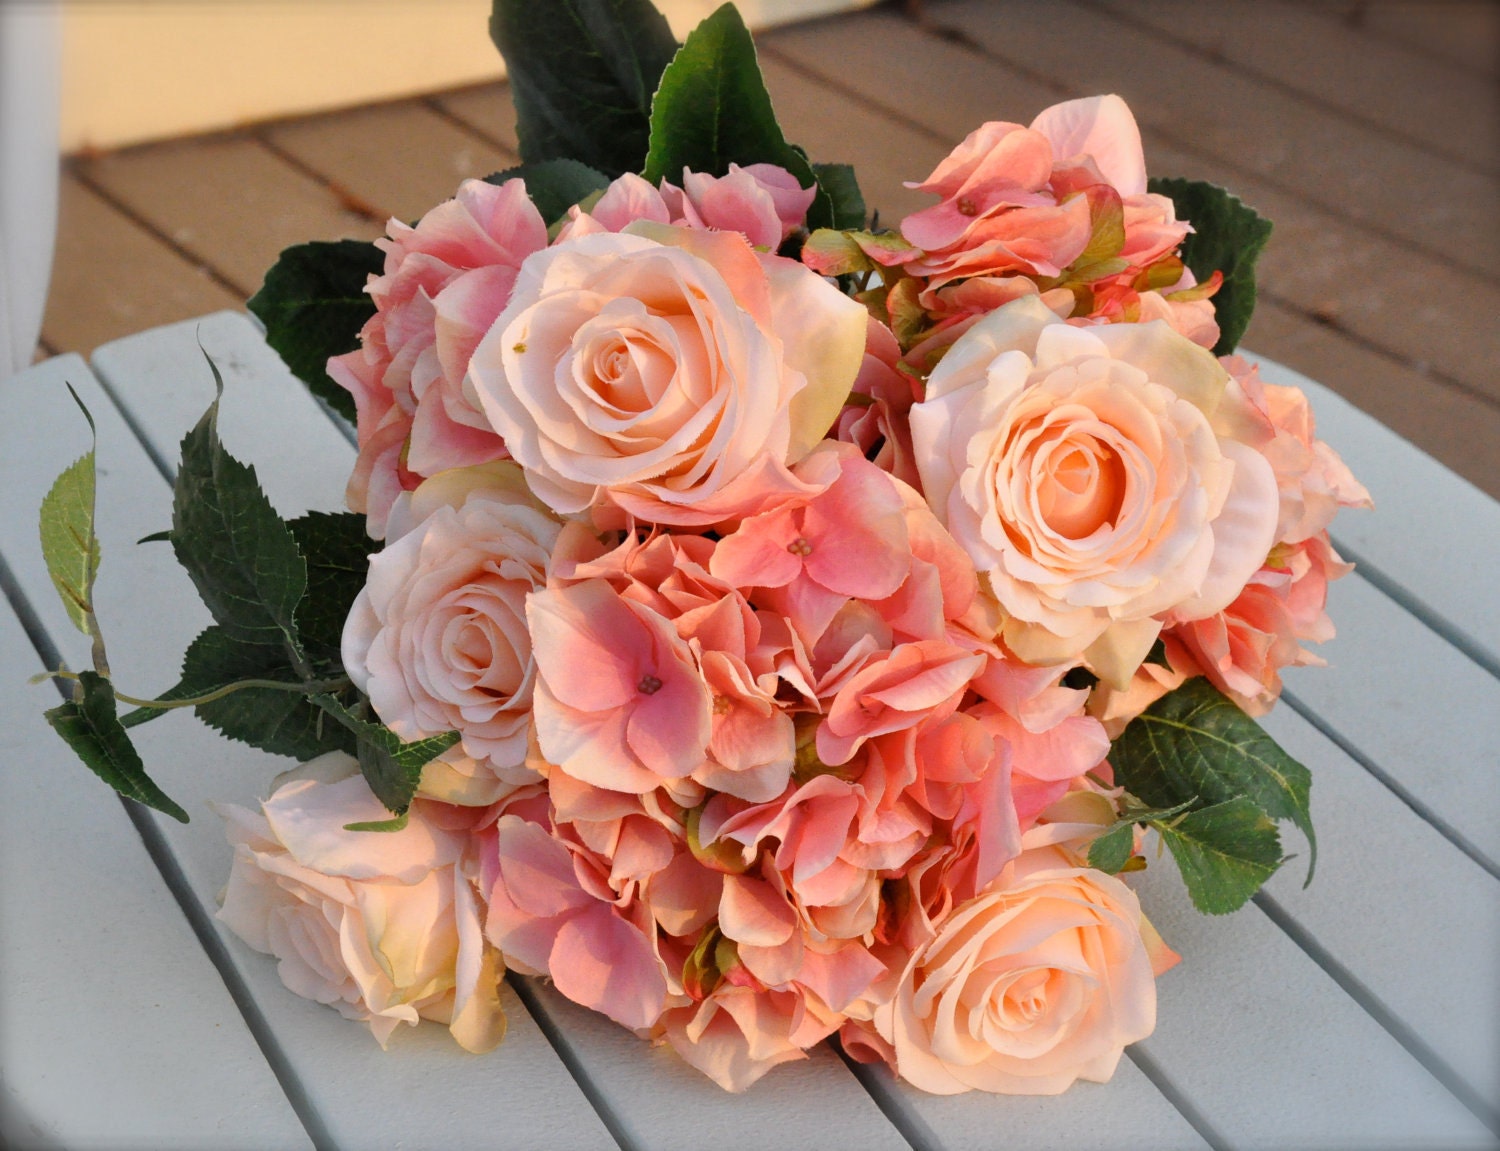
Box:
[341,463,560,804]
[910,295,1279,687]
[216,758,506,1053]
[875,847,1158,1094]
[467,224,867,525]
[330,178,547,537]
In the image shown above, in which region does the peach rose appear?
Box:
[216,757,506,1053]
[910,295,1279,687]
[467,223,867,525]
[876,846,1157,1094]
[341,463,561,804]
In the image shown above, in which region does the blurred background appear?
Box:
[13,0,1500,497]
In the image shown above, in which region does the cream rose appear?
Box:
[877,847,1157,1094]
[342,462,560,804]
[216,757,506,1053]
[910,295,1278,686]
[467,223,867,525]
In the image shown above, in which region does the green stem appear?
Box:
[45,668,352,711]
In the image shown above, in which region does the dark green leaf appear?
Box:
[1112,677,1315,883]
[39,451,100,638]
[490,0,679,178]
[311,695,461,815]
[1156,798,1283,915]
[642,4,833,229]
[286,511,371,664]
[137,530,172,545]
[46,671,188,822]
[1087,822,1135,874]
[170,358,309,667]
[811,163,865,231]
[247,239,384,424]
[122,626,355,760]
[1147,177,1272,356]
[485,158,611,226]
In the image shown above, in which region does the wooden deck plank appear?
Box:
[430,84,521,155]
[1243,300,1500,501]
[940,0,1500,281]
[41,175,243,356]
[1091,0,1498,176]
[263,100,519,227]
[1352,1,1500,78]
[757,55,949,223]
[0,355,315,1151]
[1258,704,1500,1121]
[79,135,382,297]
[1131,854,1494,1149]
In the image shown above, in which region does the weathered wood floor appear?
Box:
[40,0,1500,498]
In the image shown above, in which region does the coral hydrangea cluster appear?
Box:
[216,94,1366,1094]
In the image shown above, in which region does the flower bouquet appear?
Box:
[38,0,1369,1095]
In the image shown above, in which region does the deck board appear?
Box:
[264,101,519,225]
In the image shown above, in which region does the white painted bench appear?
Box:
[1,311,1495,1150]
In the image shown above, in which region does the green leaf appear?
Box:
[170,357,309,668]
[1156,798,1283,915]
[642,4,833,229]
[247,239,384,424]
[40,451,100,638]
[311,695,461,815]
[46,671,188,822]
[1147,176,1273,356]
[124,626,356,760]
[344,811,411,834]
[485,158,611,226]
[812,163,866,232]
[1087,822,1135,874]
[1111,677,1315,883]
[286,511,371,665]
[490,0,679,179]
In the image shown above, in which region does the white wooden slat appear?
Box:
[1280,573,1500,872]
[1257,704,1500,1121]
[0,358,313,1151]
[3,341,617,1149]
[1130,855,1494,1149]
[849,1049,1209,1151]
[87,313,912,1149]
[521,980,912,1151]
[1249,353,1500,676]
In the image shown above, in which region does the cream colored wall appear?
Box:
[60,0,872,153]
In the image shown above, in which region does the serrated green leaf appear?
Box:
[812,163,866,232]
[247,239,384,424]
[123,626,356,759]
[490,0,679,178]
[286,511,371,665]
[485,158,612,226]
[39,451,100,637]
[1156,798,1283,914]
[310,695,460,815]
[1147,176,1272,356]
[46,671,188,822]
[642,5,832,229]
[171,358,309,668]
[1087,821,1135,874]
[1112,677,1315,883]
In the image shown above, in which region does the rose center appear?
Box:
[1034,436,1126,539]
